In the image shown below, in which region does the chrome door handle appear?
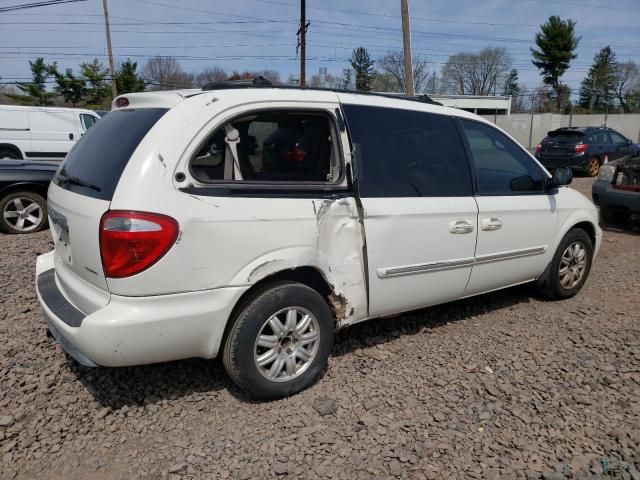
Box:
[481,217,503,231]
[449,219,474,234]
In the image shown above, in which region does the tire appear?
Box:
[222,281,334,400]
[0,191,48,234]
[0,147,21,160]
[586,157,600,177]
[537,228,594,300]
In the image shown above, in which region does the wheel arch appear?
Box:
[0,143,24,159]
[0,182,49,200]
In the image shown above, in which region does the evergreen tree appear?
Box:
[503,69,520,97]
[115,59,145,94]
[54,68,86,107]
[80,59,111,108]
[8,58,57,106]
[350,47,375,91]
[531,16,580,110]
[578,46,617,113]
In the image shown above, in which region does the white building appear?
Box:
[429,95,512,115]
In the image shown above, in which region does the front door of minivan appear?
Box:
[458,119,557,296]
[341,103,478,318]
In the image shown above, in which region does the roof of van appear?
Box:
[112,87,479,120]
[0,104,99,115]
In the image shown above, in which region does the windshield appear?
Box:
[54,108,167,200]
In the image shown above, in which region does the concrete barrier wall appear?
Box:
[479,113,640,148]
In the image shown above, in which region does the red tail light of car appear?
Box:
[575,143,589,154]
[535,144,542,154]
[100,211,179,278]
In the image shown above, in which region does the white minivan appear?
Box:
[36,84,601,399]
[0,105,100,160]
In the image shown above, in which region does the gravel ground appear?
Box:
[1,177,639,480]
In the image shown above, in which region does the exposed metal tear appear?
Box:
[328,290,354,324]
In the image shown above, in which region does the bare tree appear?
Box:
[377,51,431,94]
[441,47,512,95]
[613,60,639,113]
[141,57,194,90]
[195,66,227,87]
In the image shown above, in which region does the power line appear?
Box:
[0,0,86,13]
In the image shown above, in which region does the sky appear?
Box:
[0,0,639,95]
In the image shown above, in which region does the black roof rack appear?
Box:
[201,77,443,106]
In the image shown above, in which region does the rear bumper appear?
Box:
[537,154,589,170]
[36,251,248,367]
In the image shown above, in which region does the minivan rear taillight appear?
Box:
[100,211,179,278]
[575,143,588,153]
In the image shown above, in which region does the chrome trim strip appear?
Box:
[474,246,547,265]
[377,257,476,278]
[0,127,30,131]
[377,246,547,279]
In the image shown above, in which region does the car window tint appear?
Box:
[588,131,610,144]
[610,132,628,145]
[341,104,472,197]
[54,108,167,200]
[460,119,546,196]
[190,111,339,183]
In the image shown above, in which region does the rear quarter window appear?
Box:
[54,108,167,200]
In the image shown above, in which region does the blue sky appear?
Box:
[1,0,639,94]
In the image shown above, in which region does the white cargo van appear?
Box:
[0,105,100,160]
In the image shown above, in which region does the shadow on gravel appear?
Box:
[69,284,535,408]
[332,283,534,357]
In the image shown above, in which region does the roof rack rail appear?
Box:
[201,77,442,106]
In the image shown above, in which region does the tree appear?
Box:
[377,51,431,94]
[54,68,86,107]
[8,58,57,106]
[613,60,639,113]
[578,47,617,113]
[195,66,227,86]
[350,47,375,91]
[80,59,111,108]
[142,56,194,90]
[531,16,580,110]
[115,59,145,94]
[503,69,519,97]
[340,68,354,90]
[441,47,512,95]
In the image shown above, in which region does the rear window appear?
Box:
[54,108,167,200]
[547,131,584,143]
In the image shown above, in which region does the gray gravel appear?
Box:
[1,178,639,480]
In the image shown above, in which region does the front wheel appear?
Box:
[537,228,594,299]
[222,282,334,400]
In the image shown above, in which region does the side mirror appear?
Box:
[551,167,573,187]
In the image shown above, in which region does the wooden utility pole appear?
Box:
[102,0,117,98]
[400,0,415,96]
[299,0,306,87]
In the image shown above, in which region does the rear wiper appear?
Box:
[58,174,101,192]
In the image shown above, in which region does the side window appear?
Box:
[610,132,628,146]
[588,131,610,144]
[460,119,547,196]
[341,104,472,197]
[80,114,98,131]
[189,110,340,183]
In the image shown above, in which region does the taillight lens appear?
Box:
[575,143,588,153]
[100,211,179,278]
[115,97,129,108]
[535,144,542,153]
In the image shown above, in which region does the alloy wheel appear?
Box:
[559,241,587,289]
[3,196,44,232]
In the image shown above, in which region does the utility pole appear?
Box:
[102,0,117,98]
[400,0,415,96]
[299,0,307,87]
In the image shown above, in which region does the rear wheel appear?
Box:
[0,191,48,234]
[0,147,21,160]
[537,228,593,299]
[586,157,600,177]
[223,282,334,400]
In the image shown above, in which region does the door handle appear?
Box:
[69,133,74,140]
[449,219,474,234]
[481,216,503,231]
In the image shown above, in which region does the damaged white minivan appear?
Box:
[36,82,601,399]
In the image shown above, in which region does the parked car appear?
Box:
[0,105,100,161]
[0,159,58,233]
[592,154,640,229]
[535,126,640,177]
[35,84,601,399]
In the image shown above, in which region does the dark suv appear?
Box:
[535,127,640,177]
